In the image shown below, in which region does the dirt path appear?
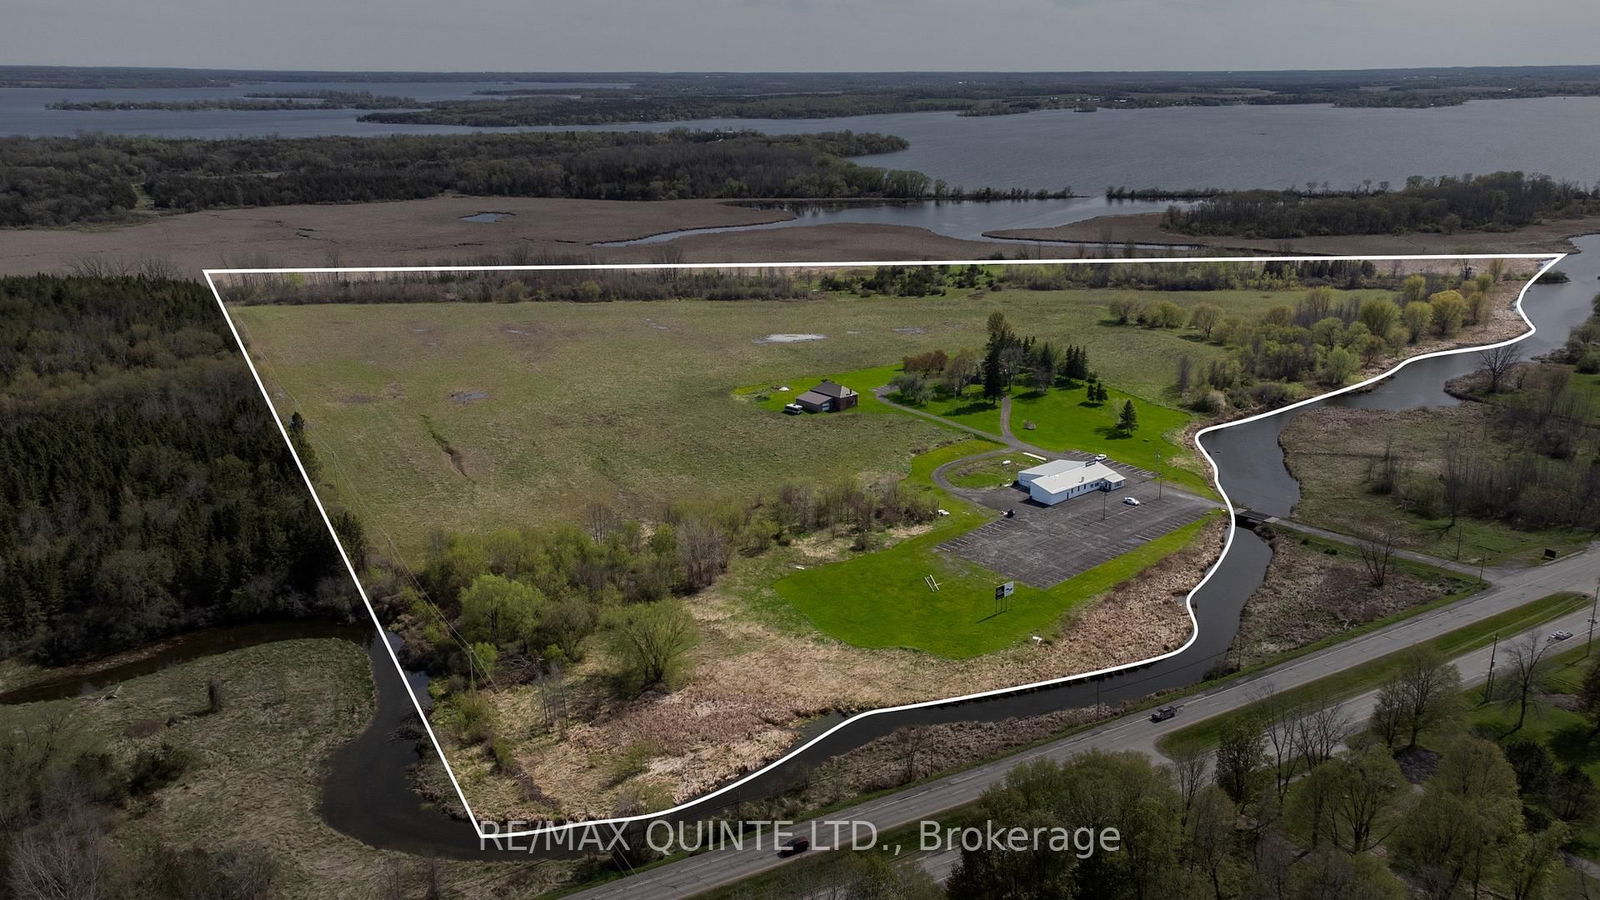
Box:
[1271,517,1508,581]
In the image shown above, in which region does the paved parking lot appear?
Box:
[937,477,1216,588]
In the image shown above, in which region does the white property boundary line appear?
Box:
[202,252,1564,841]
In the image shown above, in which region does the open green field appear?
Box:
[1159,591,1588,755]
[776,511,1221,659]
[230,285,1331,559]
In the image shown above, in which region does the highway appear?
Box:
[567,545,1600,899]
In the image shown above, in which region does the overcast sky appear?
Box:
[8,0,1597,72]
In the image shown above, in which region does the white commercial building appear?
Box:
[1016,458,1127,506]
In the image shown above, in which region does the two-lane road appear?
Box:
[567,546,1600,899]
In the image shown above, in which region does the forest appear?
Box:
[0,130,919,227]
[224,259,1395,310]
[0,275,353,665]
[47,90,421,111]
[1163,172,1600,239]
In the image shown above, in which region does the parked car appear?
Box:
[1150,706,1177,723]
[1123,497,1141,506]
[779,835,811,857]
[1549,630,1574,642]
[1093,453,1108,461]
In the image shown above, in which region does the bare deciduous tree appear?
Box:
[1353,520,1402,588]
[1496,632,1559,734]
[1477,343,1523,393]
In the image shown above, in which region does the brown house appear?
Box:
[793,380,859,413]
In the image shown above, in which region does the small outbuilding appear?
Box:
[793,380,859,413]
[1016,458,1126,506]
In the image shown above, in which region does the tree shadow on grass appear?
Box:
[1547,722,1600,767]
[946,401,998,418]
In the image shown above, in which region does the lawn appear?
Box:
[775,510,1221,659]
[227,283,1340,560]
[944,453,1020,489]
[1159,591,1589,754]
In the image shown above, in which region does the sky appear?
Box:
[7,0,1597,72]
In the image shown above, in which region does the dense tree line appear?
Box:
[0,276,353,664]
[227,266,814,306]
[48,90,420,111]
[1164,172,1600,239]
[0,130,922,227]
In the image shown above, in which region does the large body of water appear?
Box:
[8,84,1600,191]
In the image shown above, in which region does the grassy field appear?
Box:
[1159,591,1589,755]
[1282,406,1591,566]
[776,510,1221,658]
[229,285,1339,560]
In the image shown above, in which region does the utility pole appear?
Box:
[1455,525,1464,561]
[1484,632,1499,703]
[1588,577,1600,659]
[1101,488,1107,520]
[1155,452,1165,500]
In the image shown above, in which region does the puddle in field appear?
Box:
[756,333,826,344]
[460,211,515,223]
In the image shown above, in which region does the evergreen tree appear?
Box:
[1118,400,1139,434]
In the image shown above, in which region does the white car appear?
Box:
[1093,453,1108,461]
[1549,630,1574,642]
[1123,497,1140,506]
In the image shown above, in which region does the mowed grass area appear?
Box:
[776,511,1221,659]
[1159,591,1588,755]
[231,286,1320,559]
[1283,406,1591,566]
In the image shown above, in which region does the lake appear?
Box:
[9,86,1600,192]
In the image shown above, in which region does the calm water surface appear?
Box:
[9,88,1600,192]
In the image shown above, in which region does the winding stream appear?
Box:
[590,197,1189,249]
[633,239,1597,830]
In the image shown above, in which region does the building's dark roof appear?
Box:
[794,390,831,406]
[811,380,855,398]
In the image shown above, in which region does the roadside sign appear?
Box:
[995,582,1015,600]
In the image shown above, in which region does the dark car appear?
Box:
[1150,706,1177,723]
[779,835,811,857]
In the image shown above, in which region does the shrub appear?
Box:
[128,742,192,797]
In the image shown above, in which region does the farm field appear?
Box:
[229,283,1324,560]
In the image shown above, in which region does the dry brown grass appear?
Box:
[447,516,1226,822]
[1230,535,1471,668]
[0,197,1005,276]
[4,639,562,899]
